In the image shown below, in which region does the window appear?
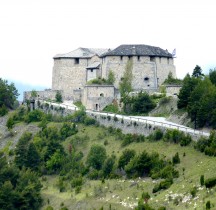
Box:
[137,56,140,61]
[91,69,93,72]
[100,93,104,97]
[150,56,154,62]
[144,77,149,81]
[128,56,132,60]
[120,56,123,61]
[75,58,79,64]
[167,58,169,64]
[159,57,161,63]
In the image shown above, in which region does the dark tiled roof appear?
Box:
[101,44,172,58]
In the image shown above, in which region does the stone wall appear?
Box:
[23,90,62,101]
[165,85,182,95]
[155,57,176,86]
[101,55,176,90]
[87,112,165,136]
[82,85,115,110]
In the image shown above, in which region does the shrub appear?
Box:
[71,177,83,188]
[60,122,78,140]
[149,129,163,141]
[200,175,205,186]
[118,149,136,169]
[172,152,180,165]
[152,179,173,193]
[84,116,96,125]
[55,90,63,103]
[6,117,15,130]
[205,177,216,188]
[190,187,197,198]
[206,201,211,210]
[86,145,107,170]
[180,134,192,146]
[0,104,8,116]
[103,104,119,113]
[24,109,44,123]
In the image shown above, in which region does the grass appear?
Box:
[39,123,216,210]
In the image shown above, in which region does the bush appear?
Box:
[6,117,15,130]
[206,201,211,209]
[103,104,119,113]
[0,104,8,116]
[153,179,173,193]
[180,134,192,146]
[205,177,216,188]
[118,149,136,169]
[149,129,163,141]
[60,122,78,140]
[71,177,83,188]
[172,152,180,165]
[55,90,63,103]
[190,187,197,198]
[84,116,96,125]
[200,175,205,186]
[24,109,44,123]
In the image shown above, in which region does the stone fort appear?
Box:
[25,44,176,110]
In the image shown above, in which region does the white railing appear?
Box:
[38,100,210,138]
[87,110,210,138]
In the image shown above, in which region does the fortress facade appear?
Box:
[52,44,176,110]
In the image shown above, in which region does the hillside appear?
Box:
[1,108,216,210]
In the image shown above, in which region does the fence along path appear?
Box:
[41,100,210,139]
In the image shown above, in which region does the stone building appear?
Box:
[52,44,176,110]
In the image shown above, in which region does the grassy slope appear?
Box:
[40,124,216,210]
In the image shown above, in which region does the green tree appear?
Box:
[46,150,65,171]
[192,65,204,78]
[26,143,41,171]
[86,145,107,170]
[102,155,116,177]
[107,70,115,84]
[118,149,136,169]
[172,152,180,164]
[55,90,63,103]
[200,175,205,186]
[6,117,14,130]
[209,67,216,85]
[16,168,43,209]
[177,74,199,109]
[119,59,133,99]
[0,78,19,110]
[14,132,32,169]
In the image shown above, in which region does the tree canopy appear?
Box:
[0,78,19,115]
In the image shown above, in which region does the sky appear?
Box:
[0,0,216,92]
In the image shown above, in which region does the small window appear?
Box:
[144,77,149,81]
[75,58,79,64]
[91,69,93,72]
[120,56,123,61]
[100,93,104,97]
[128,56,132,60]
[150,56,154,62]
[147,84,150,87]
[137,56,140,61]
[167,58,169,64]
[159,57,161,63]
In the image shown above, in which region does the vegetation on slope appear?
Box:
[2,104,216,210]
[178,66,216,129]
